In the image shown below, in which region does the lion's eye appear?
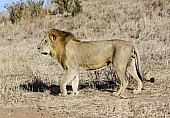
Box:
[44,40,47,43]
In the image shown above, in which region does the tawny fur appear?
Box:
[38,29,145,97]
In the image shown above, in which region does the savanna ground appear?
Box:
[0,0,170,117]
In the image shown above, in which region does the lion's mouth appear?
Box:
[41,52,52,57]
[41,52,49,55]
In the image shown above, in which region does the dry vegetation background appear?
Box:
[0,0,170,117]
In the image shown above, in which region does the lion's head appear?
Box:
[37,29,77,69]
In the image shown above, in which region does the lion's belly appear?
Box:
[78,54,112,70]
[80,62,109,70]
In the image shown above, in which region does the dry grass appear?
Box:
[0,0,170,117]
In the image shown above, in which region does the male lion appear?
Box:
[37,29,154,97]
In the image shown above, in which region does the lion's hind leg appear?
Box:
[127,58,143,94]
[113,67,129,97]
[113,52,129,97]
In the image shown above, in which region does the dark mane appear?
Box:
[47,29,78,70]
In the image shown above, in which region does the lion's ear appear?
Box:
[50,35,56,41]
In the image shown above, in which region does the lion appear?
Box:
[37,29,154,97]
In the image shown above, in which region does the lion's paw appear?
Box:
[133,89,141,94]
[58,92,68,96]
[112,92,121,97]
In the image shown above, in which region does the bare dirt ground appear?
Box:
[0,0,170,117]
[0,107,66,118]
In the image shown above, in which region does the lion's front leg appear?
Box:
[60,69,78,96]
[72,75,79,95]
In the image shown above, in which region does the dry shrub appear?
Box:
[4,0,45,24]
[51,0,82,16]
[0,13,9,24]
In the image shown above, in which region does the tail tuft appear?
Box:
[149,77,155,83]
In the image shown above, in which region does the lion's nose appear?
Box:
[37,45,41,50]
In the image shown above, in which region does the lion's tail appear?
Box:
[133,46,154,83]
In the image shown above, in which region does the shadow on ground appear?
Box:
[19,79,118,96]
